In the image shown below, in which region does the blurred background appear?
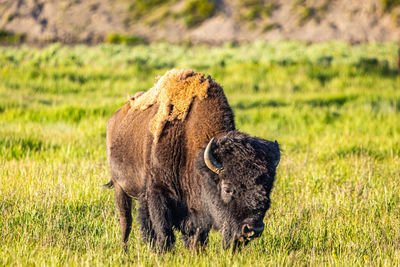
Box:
[1,0,400,45]
[1,1,400,266]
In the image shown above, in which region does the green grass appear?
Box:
[0,41,399,265]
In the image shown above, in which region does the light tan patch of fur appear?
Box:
[130,69,210,142]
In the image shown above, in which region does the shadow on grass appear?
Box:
[0,136,61,160]
[233,94,358,111]
[354,58,399,77]
[335,145,396,160]
[233,99,288,110]
[299,94,358,108]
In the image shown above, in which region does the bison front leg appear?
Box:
[147,186,175,251]
[114,182,133,251]
[182,228,209,251]
[181,212,211,251]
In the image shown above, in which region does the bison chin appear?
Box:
[222,230,253,251]
[221,222,264,250]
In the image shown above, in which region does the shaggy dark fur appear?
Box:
[106,73,280,251]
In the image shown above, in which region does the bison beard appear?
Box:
[106,69,280,252]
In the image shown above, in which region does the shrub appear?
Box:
[262,22,280,32]
[381,0,400,12]
[181,0,215,27]
[129,0,170,15]
[239,0,278,21]
[298,7,314,25]
[0,29,25,44]
[104,33,145,45]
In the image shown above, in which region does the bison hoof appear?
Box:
[156,235,175,252]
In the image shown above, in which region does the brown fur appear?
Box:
[106,69,279,251]
[107,69,233,199]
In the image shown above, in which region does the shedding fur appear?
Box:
[129,69,210,142]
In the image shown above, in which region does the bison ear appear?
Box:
[274,140,280,168]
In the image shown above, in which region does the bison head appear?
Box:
[196,131,280,249]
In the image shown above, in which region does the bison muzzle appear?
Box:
[105,69,280,251]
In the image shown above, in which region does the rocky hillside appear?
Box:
[1,0,400,44]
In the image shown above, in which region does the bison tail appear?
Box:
[103,180,114,189]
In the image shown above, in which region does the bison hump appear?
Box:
[129,69,211,142]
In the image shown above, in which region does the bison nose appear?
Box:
[241,223,265,238]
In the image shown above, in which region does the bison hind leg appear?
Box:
[137,196,156,247]
[114,182,133,251]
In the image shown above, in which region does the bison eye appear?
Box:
[223,187,233,195]
[221,181,234,203]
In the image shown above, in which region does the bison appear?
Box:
[105,69,280,251]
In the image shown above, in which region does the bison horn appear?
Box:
[204,137,223,174]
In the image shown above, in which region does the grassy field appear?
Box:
[0,41,399,266]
